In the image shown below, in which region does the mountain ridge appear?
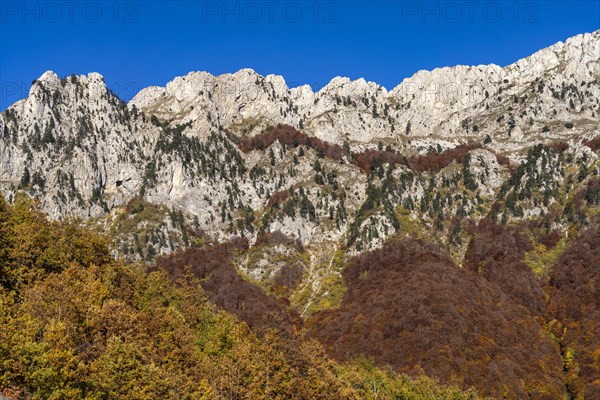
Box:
[1,28,600,400]
[0,30,598,246]
[125,29,598,101]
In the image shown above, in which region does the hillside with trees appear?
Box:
[0,195,486,399]
[307,239,565,399]
[0,31,599,399]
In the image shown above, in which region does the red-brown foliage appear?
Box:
[351,150,408,174]
[308,239,564,399]
[233,125,483,175]
[572,178,600,211]
[236,124,348,160]
[463,218,546,314]
[547,225,600,398]
[351,143,481,174]
[584,136,600,151]
[266,190,290,208]
[538,229,562,249]
[408,143,481,172]
[254,230,304,252]
[152,239,302,337]
[495,153,511,167]
[548,141,569,153]
[273,262,304,291]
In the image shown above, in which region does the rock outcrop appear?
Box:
[0,30,598,261]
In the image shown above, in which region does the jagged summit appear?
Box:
[16,30,598,150]
[32,70,106,87]
[2,29,600,400]
[0,28,598,257]
[27,70,114,108]
[36,70,61,83]
[16,29,599,118]
[125,30,599,146]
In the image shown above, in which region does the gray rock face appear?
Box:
[0,71,159,219]
[131,30,599,147]
[0,30,598,261]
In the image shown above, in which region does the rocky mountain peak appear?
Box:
[3,27,600,400]
[0,30,598,262]
[32,70,62,91]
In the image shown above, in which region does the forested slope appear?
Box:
[0,195,485,400]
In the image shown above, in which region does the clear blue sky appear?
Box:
[1,1,598,110]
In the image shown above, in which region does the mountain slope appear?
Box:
[1,29,599,399]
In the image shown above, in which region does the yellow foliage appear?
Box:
[524,238,568,277]
[0,195,486,399]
